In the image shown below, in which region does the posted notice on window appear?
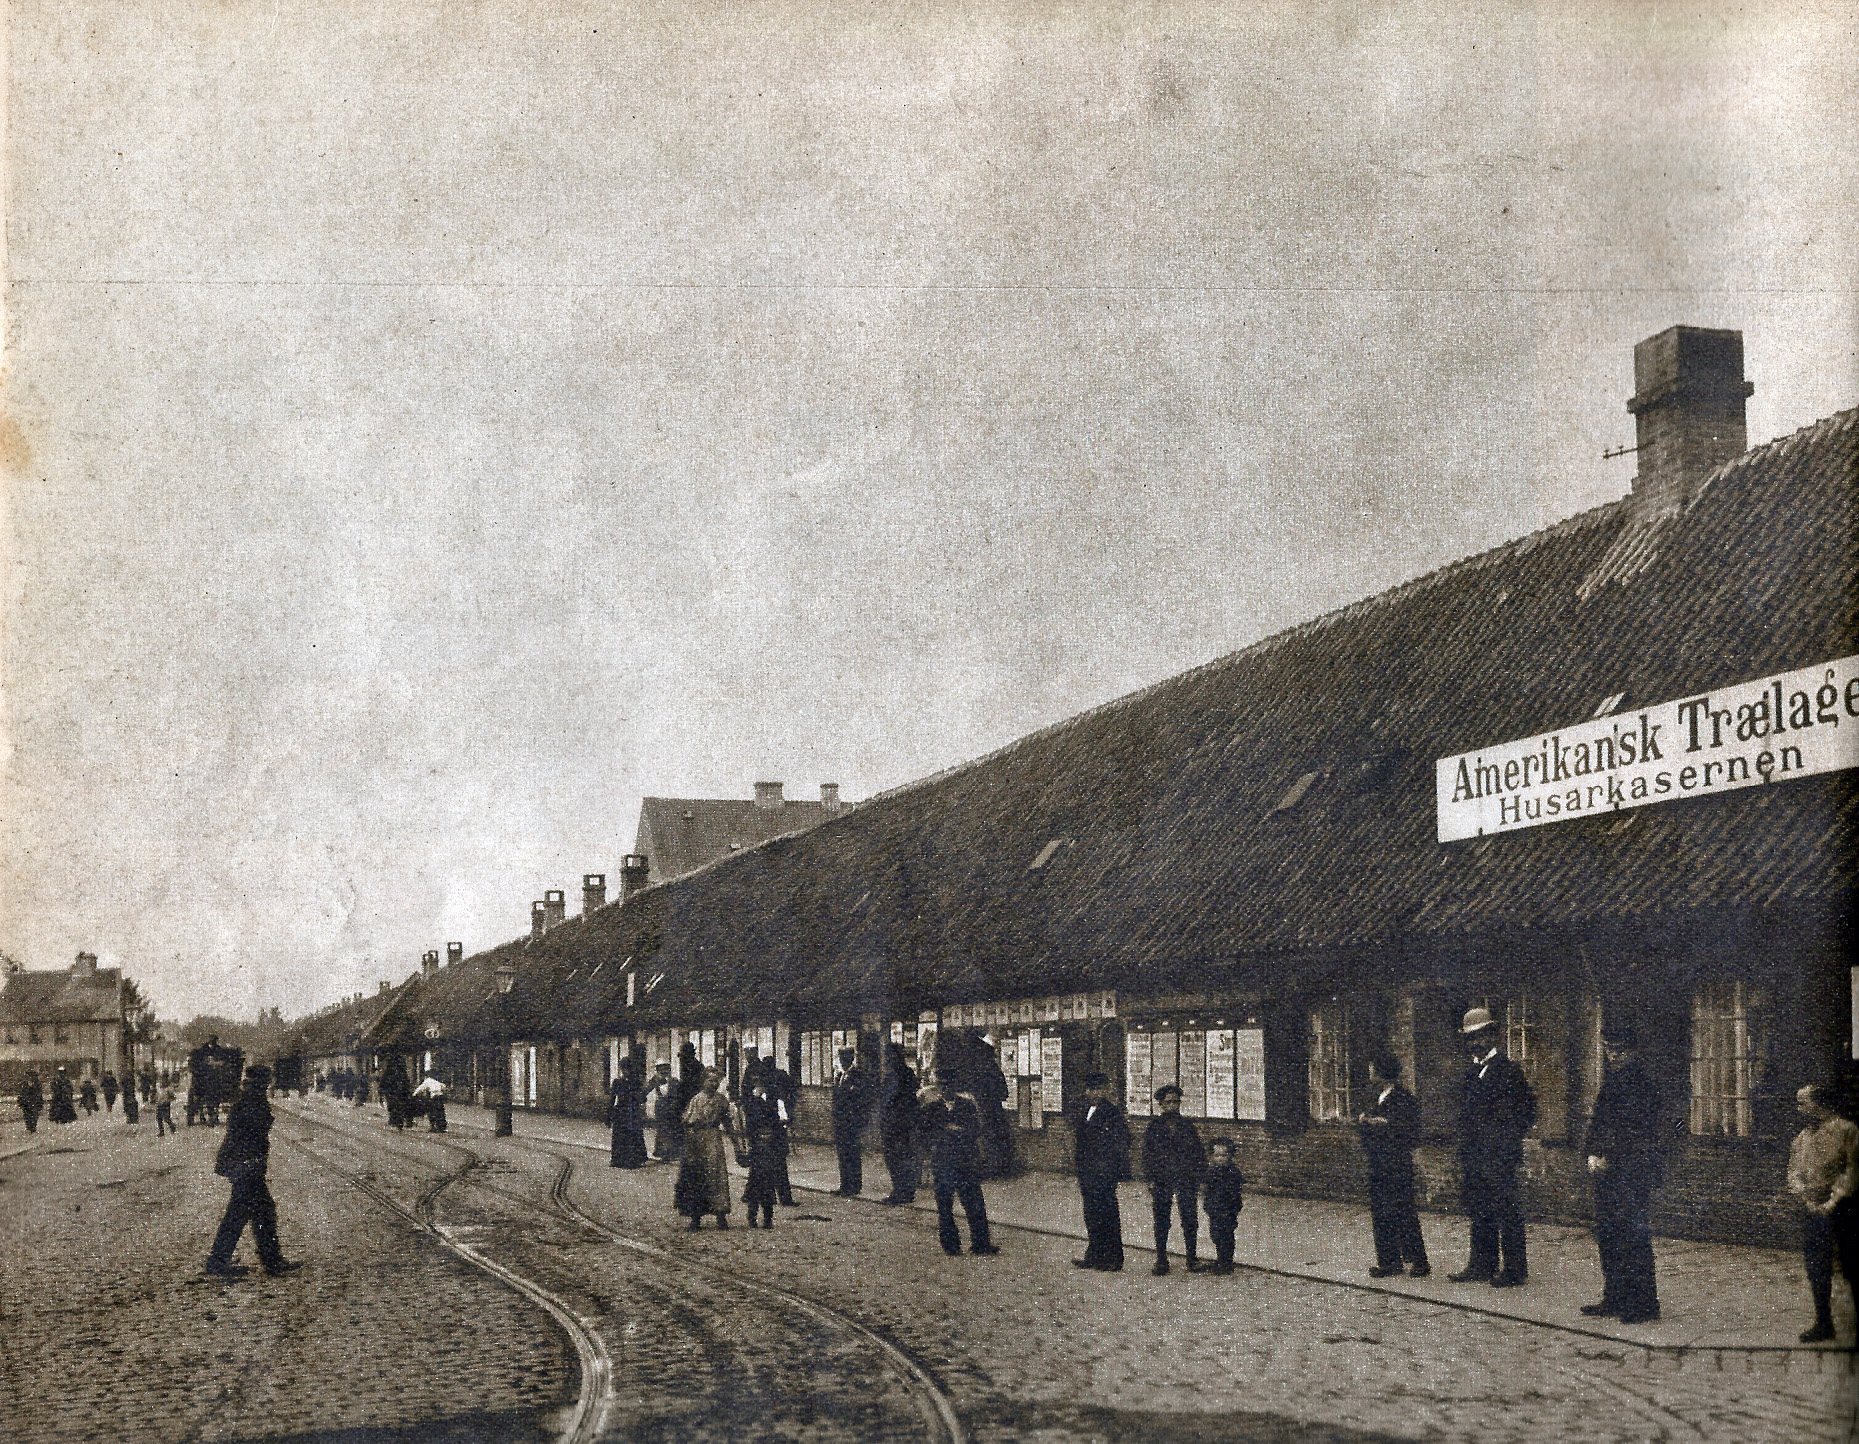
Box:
[1437,656,1859,842]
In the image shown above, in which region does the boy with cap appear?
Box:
[1789,1082,1859,1343]
[1202,1138,1245,1275]
[918,1072,998,1256]
[1072,1070,1130,1271]
[1142,1083,1206,1274]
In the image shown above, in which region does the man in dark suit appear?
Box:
[1142,1083,1206,1275]
[831,1047,875,1196]
[1582,1023,1664,1323]
[1449,1007,1536,1287]
[879,1043,921,1205]
[1072,1070,1131,1271]
[1357,1050,1430,1278]
[205,1065,301,1279]
[919,1071,998,1256]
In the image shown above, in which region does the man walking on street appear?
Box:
[18,1071,43,1133]
[919,1071,997,1256]
[1357,1051,1430,1279]
[831,1046,874,1197]
[879,1043,921,1205]
[205,1064,301,1279]
[1789,1083,1859,1343]
[1143,1083,1206,1275]
[1450,1007,1536,1288]
[1581,1024,1663,1323]
[1072,1070,1130,1271]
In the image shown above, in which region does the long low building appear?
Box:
[335,326,1855,1248]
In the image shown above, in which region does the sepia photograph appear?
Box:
[2,2,1856,1441]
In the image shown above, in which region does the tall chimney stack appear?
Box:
[73,951,98,979]
[531,900,547,940]
[821,782,841,812]
[543,889,567,930]
[620,853,650,902]
[446,941,463,967]
[1626,326,1753,513]
[582,873,607,915]
[421,949,439,979]
[754,780,784,810]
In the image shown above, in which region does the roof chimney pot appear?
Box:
[582,873,607,916]
[421,950,439,979]
[446,941,463,966]
[1626,325,1753,513]
[531,900,547,940]
[821,782,841,812]
[543,889,566,931]
[754,781,783,810]
[73,951,98,979]
[620,853,651,902]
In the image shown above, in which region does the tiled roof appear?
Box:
[601,407,1859,1018]
[315,405,1857,1039]
[0,967,124,1025]
[634,797,835,884]
[284,985,409,1058]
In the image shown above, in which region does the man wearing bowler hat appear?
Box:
[1072,1071,1131,1271]
[1449,1007,1536,1287]
[1581,1023,1664,1323]
[205,1064,301,1279]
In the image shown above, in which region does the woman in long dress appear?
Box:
[675,1068,738,1229]
[607,1055,648,1168]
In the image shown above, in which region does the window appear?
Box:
[54,1026,68,1045]
[28,1026,39,1044]
[1308,1001,1351,1121]
[1691,980,1770,1137]
[1478,994,1539,1085]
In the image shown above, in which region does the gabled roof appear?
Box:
[284,983,410,1059]
[0,966,124,1025]
[634,796,835,884]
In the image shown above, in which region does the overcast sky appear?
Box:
[3,1,1855,1024]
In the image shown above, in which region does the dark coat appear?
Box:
[18,1077,43,1117]
[1203,1163,1246,1220]
[1459,1053,1536,1169]
[1073,1100,1132,1182]
[1141,1112,1207,1191]
[920,1092,983,1177]
[1583,1060,1664,1188]
[216,1090,275,1178]
[832,1064,875,1134]
[1358,1082,1423,1167]
[48,1074,76,1124]
[880,1064,920,1146]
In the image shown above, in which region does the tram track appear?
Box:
[283,1111,612,1444]
[282,1099,965,1444]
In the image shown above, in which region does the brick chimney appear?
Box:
[543,889,566,930]
[73,951,98,979]
[619,853,650,902]
[421,950,439,979]
[582,873,607,915]
[531,901,547,940]
[446,941,463,967]
[1626,326,1753,513]
[754,781,784,810]
[378,980,390,995]
[821,782,842,812]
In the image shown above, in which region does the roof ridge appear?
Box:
[866,405,1857,810]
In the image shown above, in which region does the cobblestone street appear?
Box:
[4,1100,1855,1444]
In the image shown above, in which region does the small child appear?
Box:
[156,1085,175,1137]
[740,1078,787,1230]
[1202,1137,1245,1275]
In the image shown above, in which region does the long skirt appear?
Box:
[611,1120,648,1168]
[674,1128,732,1217]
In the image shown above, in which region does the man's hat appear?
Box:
[1600,1021,1639,1048]
[1155,1083,1184,1102]
[1083,1070,1109,1088]
[1460,1007,1498,1035]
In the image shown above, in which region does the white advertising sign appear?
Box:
[1437,656,1859,842]
[1234,1028,1266,1122]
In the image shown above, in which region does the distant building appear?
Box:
[0,952,131,1088]
[632,781,849,886]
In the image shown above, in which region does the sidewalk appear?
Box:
[313,1093,1852,1359]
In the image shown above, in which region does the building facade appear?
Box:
[0,952,132,1088]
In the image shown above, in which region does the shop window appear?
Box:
[1690,980,1770,1138]
[1307,1001,1351,1122]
